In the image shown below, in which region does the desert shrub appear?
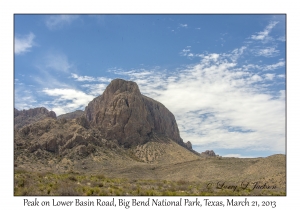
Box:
[98,188,109,196]
[17,178,26,188]
[68,175,77,182]
[86,188,94,196]
[93,182,104,187]
[94,174,105,180]
[145,189,157,196]
[177,179,188,185]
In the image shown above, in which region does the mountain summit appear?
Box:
[85,79,184,148]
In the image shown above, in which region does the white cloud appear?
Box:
[250,21,278,42]
[253,47,280,57]
[277,36,286,42]
[250,74,263,82]
[14,32,35,55]
[115,51,285,154]
[199,53,220,62]
[45,15,79,30]
[42,88,94,115]
[81,83,107,96]
[179,23,188,28]
[264,73,275,80]
[97,77,112,83]
[182,46,247,62]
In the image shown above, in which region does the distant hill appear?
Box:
[14,107,56,129]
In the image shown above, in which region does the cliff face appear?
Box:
[85,79,183,147]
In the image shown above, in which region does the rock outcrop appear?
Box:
[201,150,216,157]
[85,79,184,148]
[185,141,193,150]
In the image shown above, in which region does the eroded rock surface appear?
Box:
[85,79,184,147]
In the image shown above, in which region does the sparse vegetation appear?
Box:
[14,170,285,196]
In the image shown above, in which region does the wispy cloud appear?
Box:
[263,61,285,71]
[71,73,95,82]
[71,73,111,83]
[32,52,73,89]
[33,72,68,89]
[181,46,247,62]
[43,52,72,73]
[45,15,79,30]
[14,32,35,55]
[180,48,192,57]
[179,23,188,28]
[241,60,285,72]
[250,21,278,42]
[252,47,280,57]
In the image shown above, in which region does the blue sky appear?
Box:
[14,14,286,158]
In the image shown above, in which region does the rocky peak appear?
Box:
[14,107,57,129]
[103,79,141,97]
[48,111,57,119]
[85,79,185,148]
